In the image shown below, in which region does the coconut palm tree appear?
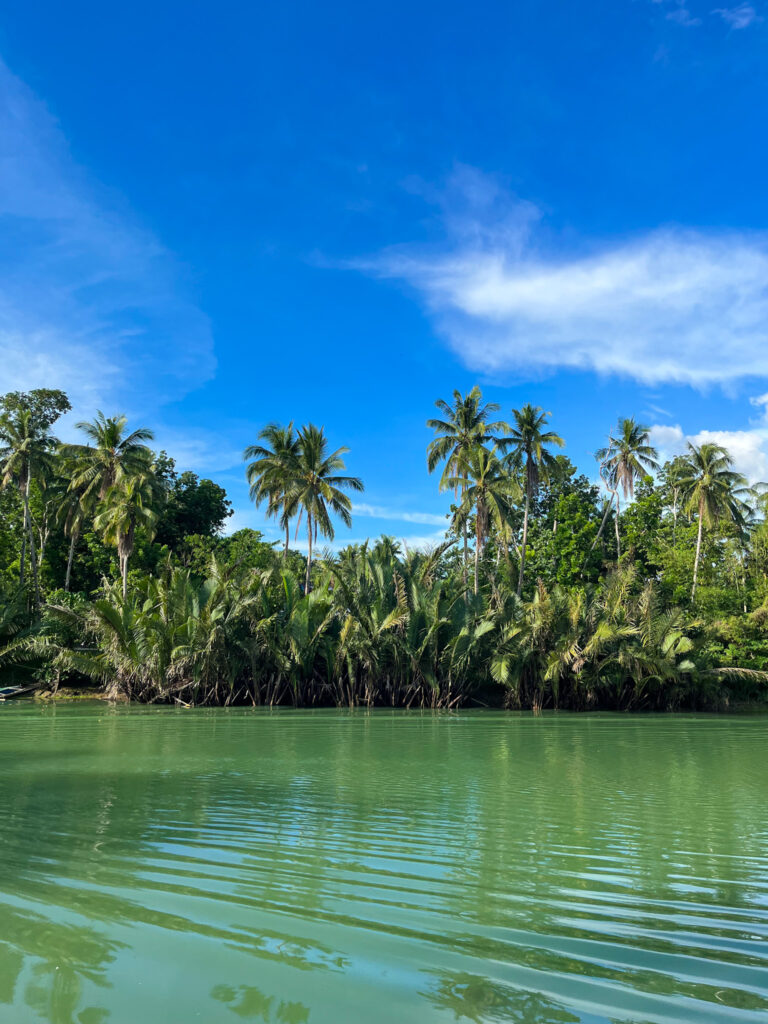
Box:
[243,422,300,557]
[447,445,521,594]
[677,442,750,600]
[0,409,58,608]
[284,424,364,595]
[595,418,659,561]
[54,445,99,592]
[61,412,154,502]
[427,387,508,591]
[503,405,564,595]
[57,477,92,593]
[94,473,160,597]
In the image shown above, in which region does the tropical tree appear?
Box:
[61,412,154,502]
[595,418,659,560]
[447,446,521,594]
[243,422,300,557]
[56,450,96,592]
[503,404,564,595]
[677,443,750,600]
[427,387,508,591]
[284,424,364,595]
[94,474,160,597]
[0,409,58,607]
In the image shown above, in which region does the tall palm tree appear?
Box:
[94,474,160,597]
[61,412,154,502]
[447,445,521,594]
[503,404,564,595]
[677,442,750,600]
[427,387,508,590]
[243,422,300,557]
[57,474,92,592]
[284,424,364,594]
[595,418,659,561]
[0,409,57,608]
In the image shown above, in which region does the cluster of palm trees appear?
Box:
[243,423,363,594]
[426,391,571,596]
[0,408,159,600]
[426,388,754,602]
[1,385,763,708]
[1,388,757,619]
[48,544,755,709]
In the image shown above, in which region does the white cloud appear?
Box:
[648,423,686,451]
[0,58,215,416]
[690,429,768,481]
[713,4,761,28]
[362,166,768,388]
[353,502,447,526]
[650,406,768,484]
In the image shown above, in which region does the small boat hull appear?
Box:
[0,685,35,701]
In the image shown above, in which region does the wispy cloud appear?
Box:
[353,502,447,526]
[361,165,768,389]
[712,4,762,28]
[666,3,702,26]
[0,58,215,416]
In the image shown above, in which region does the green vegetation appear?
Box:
[2,386,768,709]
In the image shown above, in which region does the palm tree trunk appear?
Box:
[65,526,79,592]
[19,530,25,586]
[614,492,621,562]
[474,519,480,595]
[305,513,312,595]
[24,476,40,611]
[672,490,679,547]
[589,499,612,554]
[461,483,468,597]
[691,501,704,601]
[517,486,530,596]
[121,554,128,599]
[284,522,290,559]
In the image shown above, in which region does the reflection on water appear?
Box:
[212,984,310,1022]
[0,706,766,1023]
[424,971,581,1023]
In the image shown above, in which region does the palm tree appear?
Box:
[284,424,364,595]
[0,409,57,608]
[503,404,564,595]
[595,418,659,561]
[677,443,750,600]
[427,387,508,591]
[94,474,160,597]
[243,422,300,557]
[447,445,521,594]
[61,412,154,502]
[56,446,98,592]
[57,477,91,593]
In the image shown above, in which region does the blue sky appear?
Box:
[2,1,768,547]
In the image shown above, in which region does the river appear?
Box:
[0,705,766,1023]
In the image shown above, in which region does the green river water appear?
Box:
[0,705,766,1024]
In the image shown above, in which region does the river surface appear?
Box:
[0,706,766,1023]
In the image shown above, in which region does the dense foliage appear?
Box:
[1,387,767,710]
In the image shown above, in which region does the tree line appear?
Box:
[1,385,767,709]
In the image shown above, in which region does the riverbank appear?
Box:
[20,683,768,713]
